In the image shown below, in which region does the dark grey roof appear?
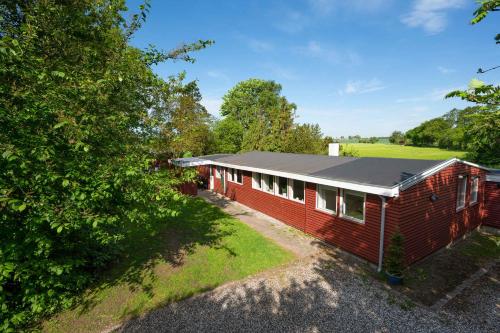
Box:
[202,151,444,188]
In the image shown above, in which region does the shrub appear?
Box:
[385,230,405,277]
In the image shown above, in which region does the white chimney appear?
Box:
[328,143,339,156]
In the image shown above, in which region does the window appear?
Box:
[470,177,479,204]
[341,190,365,223]
[316,185,337,214]
[277,177,288,197]
[227,168,233,182]
[215,166,221,179]
[457,175,467,210]
[262,174,274,194]
[252,172,262,189]
[228,168,243,184]
[289,179,305,202]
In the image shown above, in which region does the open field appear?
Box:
[43,198,293,333]
[343,143,467,160]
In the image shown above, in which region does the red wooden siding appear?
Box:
[396,163,486,264]
[483,181,500,228]
[205,162,492,266]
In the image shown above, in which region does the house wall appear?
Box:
[208,165,386,264]
[395,163,486,264]
[483,181,500,228]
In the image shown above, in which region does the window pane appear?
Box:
[324,189,336,211]
[292,180,304,201]
[268,175,274,191]
[471,178,478,203]
[457,176,467,208]
[253,173,262,189]
[344,192,364,221]
[237,170,242,183]
[278,177,287,196]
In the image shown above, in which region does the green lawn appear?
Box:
[43,198,293,332]
[343,143,466,160]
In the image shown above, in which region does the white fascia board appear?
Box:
[209,161,399,197]
[172,159,212,167]
[459,159,494,171]
[486,174,500,182]
[398,158,458,191]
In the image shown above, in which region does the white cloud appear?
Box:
[295,40,361,65]
[401,0,466,34]
[437,66,455,74]
[396,86,463,103]
[201,97,222,116]
[337,78,385,95]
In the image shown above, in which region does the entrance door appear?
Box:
[221,168,226,194]
[209,170,214,190]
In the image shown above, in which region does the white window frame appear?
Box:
[276,176,288,198]
[252,172,262,190]
[262,174,274,194]
[288,179,305,203]
[215,166,221,179]
[456,175,467,211]
[316,185,337,214]
[340,189,366,224]
[228,168,243,184]
[470,176,479,205]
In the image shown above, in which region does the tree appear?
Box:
[284,123,325,154]
[218,79,296,152]
[446,0,499,166]
[405,118,451,146]
[212,117,244,153]
[0,0,211,329]
[389,131,405,145]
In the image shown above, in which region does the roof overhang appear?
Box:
[208,160,400,197]
[172,157,212,167]
[486,174,500,182]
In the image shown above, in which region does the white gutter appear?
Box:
[377,196,387,272]
[209,160,400,197]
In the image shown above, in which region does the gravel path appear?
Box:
[115,191,498,333]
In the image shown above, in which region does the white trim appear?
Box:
[288,179,305,203]
[208,161,399,197]
[486,174,500,182]
[456,175,467,211]
[316,184,337,214]
[252,172,262,190]
[275,176,289,198]
[262,173,275,194]
[227,168,243,184]
[340,189,366,224]
[470,177,479,204]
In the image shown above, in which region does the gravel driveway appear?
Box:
[116,192,498,333]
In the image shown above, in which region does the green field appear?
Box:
[43,199,293,333]
[343,143,466,160]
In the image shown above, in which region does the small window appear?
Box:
[215,166,221,179]
[289,179,305,202]
[277,177,288,197]
[263,174,274,194]
[457,175,467,210]
[316,185,337,214]
[236,169,243,184]
[342,190,365,223]
[252,173,262,189]
[470,177,479,204]
[228,168,242,184]
[227,168,233,182]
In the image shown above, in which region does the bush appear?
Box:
[385,230,405,277]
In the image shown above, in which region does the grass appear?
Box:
[342,143,466,160]
[42,198,293,332]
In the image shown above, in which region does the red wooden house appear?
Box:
[174,149,500,270]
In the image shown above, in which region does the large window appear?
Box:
[341,190,365,223]
[277,176,288,197]
[457,175,467,210]
[316,185,337,214]
[262,174,274,194]
[289,179,305,202]
[252,172,262,189]
[470,177,479,204]
[228,168,243,184]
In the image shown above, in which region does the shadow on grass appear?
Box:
[74,197,235,316]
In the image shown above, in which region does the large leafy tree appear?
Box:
[0,0,210,329]
[446,0,499,166]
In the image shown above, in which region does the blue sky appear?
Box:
[128,0,499,137]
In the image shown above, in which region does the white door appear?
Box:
[209,174,214,190]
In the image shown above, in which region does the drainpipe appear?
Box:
[377,196,387,272]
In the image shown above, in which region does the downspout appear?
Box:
[377,196,387,272]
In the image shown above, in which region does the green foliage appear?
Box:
[389,131,406,145]
[285,124,327,154]
[385,230,405,277]
[339,144,360,157]
[405,117,452,147]
[0,0,209,329]
[212,117,244,153]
